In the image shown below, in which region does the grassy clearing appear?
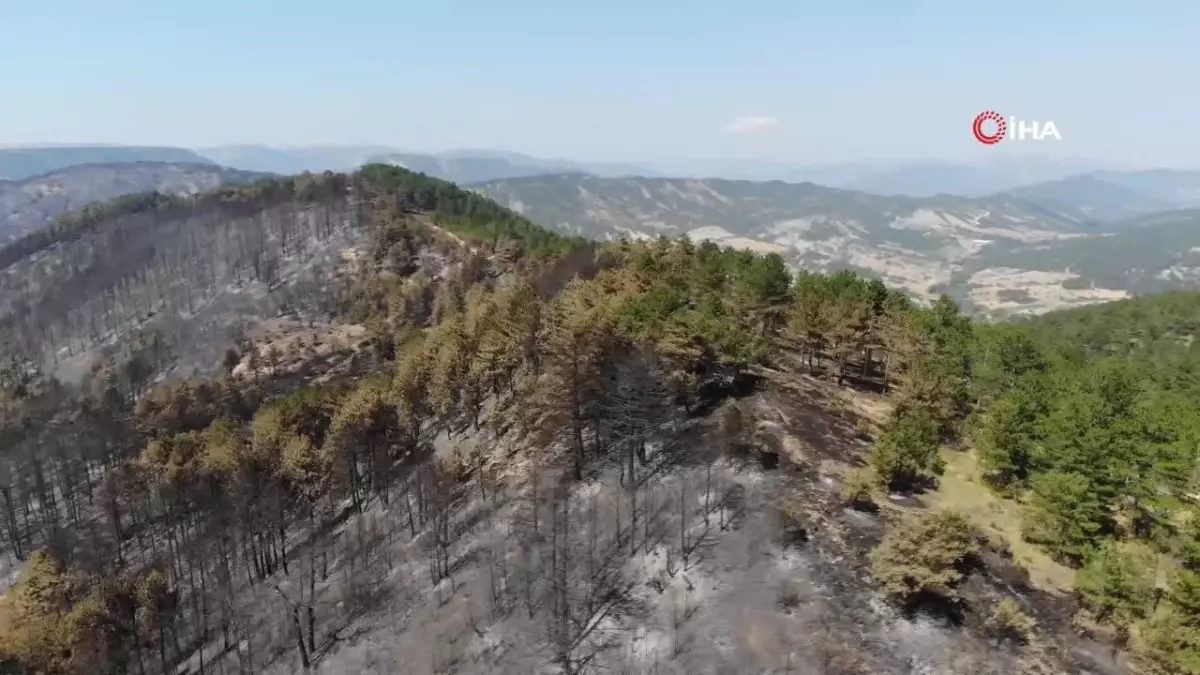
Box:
[922,448,1077,595]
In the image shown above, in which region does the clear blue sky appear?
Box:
[2,1,1196,166]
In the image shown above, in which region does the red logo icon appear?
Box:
[973,111,1006,145]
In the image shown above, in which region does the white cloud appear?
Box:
[722,115,781,133]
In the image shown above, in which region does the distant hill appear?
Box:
[371,150,656,183]
[0,162,267,242]
[0,146,214,180]
[630,158,1104,196]
[196,145,394,174]
[1088,168,1200,206]
[632,159,880,185]
[435,148,657,178]
[831,160,1200,204]
[200,145,658,181]
[1002,174,1174,226]
[840,158,1098,197]
[843,163,1022,197]
[369,152,581,185]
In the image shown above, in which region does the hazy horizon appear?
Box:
[4,0,1197,169]
[1,143,1191,175]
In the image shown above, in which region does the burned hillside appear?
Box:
[0,166,1193,674]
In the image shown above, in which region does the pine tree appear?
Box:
[540,278,612,480]
[1076,541,1154,622]
[870,408,944,492]
[786,272,833,373]
[976,375,1051,490]
[1023,471,1107,563]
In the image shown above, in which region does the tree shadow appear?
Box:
[689,371,765,418]
[899,590,968,626]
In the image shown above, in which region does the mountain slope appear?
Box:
[0,164,584,381]
[0,173,364,381]
[0,162,268,241]
[474,173,1089,307]
[0,146,214,180]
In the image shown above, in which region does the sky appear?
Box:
[1,0,1197,167]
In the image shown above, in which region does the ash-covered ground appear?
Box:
[189,370,1129,675]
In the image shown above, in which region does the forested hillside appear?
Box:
[0,166,1196,674]
[969,292,1200,672]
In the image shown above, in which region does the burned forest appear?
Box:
[0,164,1197,675]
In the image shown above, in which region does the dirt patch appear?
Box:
[967,267,1130,317]
[746,369,873,469]
[843,249,951,300]
[836,385,894,426]
[232,318,367,380]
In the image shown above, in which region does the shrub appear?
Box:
[854,417,875,441]
[986,597,1037,642]
[778,497,810,545]
[437,446,484,483]
[869,510,980,604]
[1023,471,1106,565]
[841,468,877,510]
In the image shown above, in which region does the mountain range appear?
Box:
[473,173,1200,318]
[3,145,1200,320]
[368,149,657,184]
[194,145,659,182]
[5,144,1199,204]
